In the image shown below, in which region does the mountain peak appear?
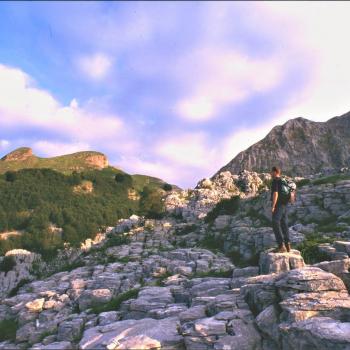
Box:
[217,111,350,176]
[1,147,33,162]
[0,148,109,173]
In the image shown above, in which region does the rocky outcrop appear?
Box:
[1,147,33,161]
[79,317,183,349]
[0,249,40,298]
[165,170,270,220]
[259,249,305,274]
[84,153,108,169]
[218,111,350,176]
[242,266,350,349]
[1,212,350,350]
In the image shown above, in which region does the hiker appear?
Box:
[270,166,296,253]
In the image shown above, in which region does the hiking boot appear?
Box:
[286,243,291,252]
[275,244,287,253]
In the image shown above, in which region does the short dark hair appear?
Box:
[271,166,281,174]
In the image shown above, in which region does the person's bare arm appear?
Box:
[272,191,278,213]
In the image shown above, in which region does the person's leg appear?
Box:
[272,205,284,248]
[281,205,290,245]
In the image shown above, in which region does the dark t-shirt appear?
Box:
[271,177,287,205]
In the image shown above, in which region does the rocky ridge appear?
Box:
[1,170,350,349]
[218,111,350,176]
[0,147,109,173]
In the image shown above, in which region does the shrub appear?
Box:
[139,186,165,219]
[0,319,18,342]
[5,171,16,182]
[205,196,240,223]
[104,234,131,248]
[174,224,197,236]
[0,255,16,273]
[199,233,225,252]
[296,178,311,187]
[8,278,31,297]
[162,183,173,192]
[297,233,334,264]
[227,250,259,268]
[91,288,139,314]
[115,173,131,183]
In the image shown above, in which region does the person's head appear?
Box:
[271,166,281,179]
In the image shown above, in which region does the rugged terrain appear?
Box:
[1,168,350,349]
[218,111,350,176]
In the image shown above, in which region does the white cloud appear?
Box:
[175,48,284,121]
[155,132,217,168]
[33,141,91,157]
[260,2,350,121]
[0,64,123,143]
[0,140,10,150]
[76,53,113,81]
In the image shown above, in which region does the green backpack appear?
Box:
[280,178,297,203]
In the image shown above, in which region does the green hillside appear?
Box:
[0,147,109,174]
[0,148,175,257]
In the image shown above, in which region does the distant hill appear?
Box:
[0,148,176,256]
[217,111,350,176]
[0,147,109,174]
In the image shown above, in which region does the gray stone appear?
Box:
[79,317,183,349]
[275,267,347,299]
[78,288,112,310]
[259,249,305,274]
[57,318,84,342]
[179,305,207,323]
[98,311,119,326]
[280,317,350,350]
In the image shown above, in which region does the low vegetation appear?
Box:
[199,233,225,252]
[297,174,350,188]
[0,255,16,273]
[0,319,18,342]
[91,288,140,314]
[297,233,334,264]
[205,196,240,223]
[0,167,165,256]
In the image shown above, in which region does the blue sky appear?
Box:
[1,2,350,187]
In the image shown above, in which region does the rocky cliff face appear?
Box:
[218,111,350,176]
[1,147,33,162]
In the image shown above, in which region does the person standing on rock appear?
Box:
[271,166,293,253]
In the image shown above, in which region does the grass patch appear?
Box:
[205,196,240,224]
[227,250,259,268]
[0,255,16,273]
[0,319,18,342]
[317,222,344,233]
[104,234,131,248]
[199,233,225,252]
[297,233,335,264]
[8,278,31,297]
[174,224,198,236]
[91,288,139,314]
[296,178,311,187]
[312,174,350,186]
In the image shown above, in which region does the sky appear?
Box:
[0,2,350,188]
